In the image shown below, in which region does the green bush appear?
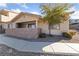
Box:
[62,31,76,39]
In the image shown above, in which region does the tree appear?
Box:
[40,4,74,35]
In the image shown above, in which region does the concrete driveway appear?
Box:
[0,34,79,55]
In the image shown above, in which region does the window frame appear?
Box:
[50,24,60,30]
[28,23,36,29]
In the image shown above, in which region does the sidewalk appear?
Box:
[0,34,79,55]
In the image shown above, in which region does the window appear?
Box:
[28,23,36,29]
[50,24,60,30]
[17,23,27,28]
[8,24,10,29]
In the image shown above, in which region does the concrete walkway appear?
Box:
[0,34,79,55]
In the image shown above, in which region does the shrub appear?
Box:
[39,33,46,38]
[62,31,76,39]
[69,31,76,35]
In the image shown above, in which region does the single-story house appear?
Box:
[0,10,69,39]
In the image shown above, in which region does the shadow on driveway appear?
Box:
[5,35,69,43]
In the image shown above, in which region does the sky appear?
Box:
[0,3,79,19]
[0,3,41,15]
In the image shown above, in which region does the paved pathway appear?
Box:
[0,34,79,55]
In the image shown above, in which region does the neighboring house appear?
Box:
[0,10,69,38]
[70,19,79,24]
[70,23,79,30]
[0,9,19,29]
[69,19,79,30]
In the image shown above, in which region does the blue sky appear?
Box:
[0,3,79,19]
[0,3,41,15]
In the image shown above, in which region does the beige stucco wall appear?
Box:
[14,15,39,23]
[11,23,16,28]
[10,15,40,29]
[5,28,40,39]
[38,21,61,35]
[60,20,69,32]
[38,20,69,35]
[38,21,49,34]
[1,12,19,22]
[2,24,8,29]
[2,23,17,29]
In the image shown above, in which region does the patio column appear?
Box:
[36,20,38,29]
